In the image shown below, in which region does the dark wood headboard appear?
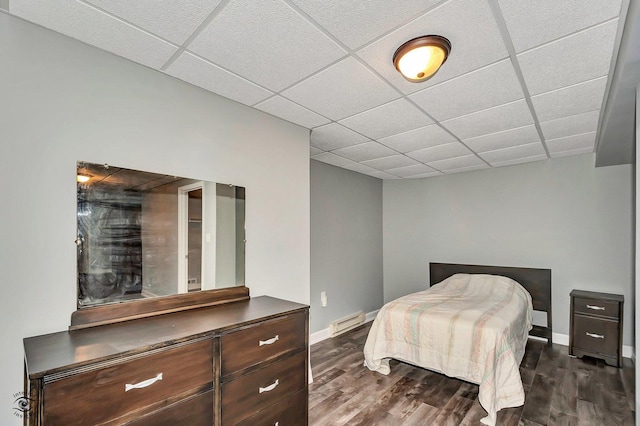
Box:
[430,262,553,346]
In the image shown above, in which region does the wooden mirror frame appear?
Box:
[70,286,250,330]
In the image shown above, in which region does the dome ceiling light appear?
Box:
[393,35,451,83]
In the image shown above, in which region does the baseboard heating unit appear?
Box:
[329,311,365,337]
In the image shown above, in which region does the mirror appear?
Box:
[76,161,245,308]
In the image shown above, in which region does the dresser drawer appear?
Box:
[573,297,620,319]
[43,339,213,425]
[236,388,307,426]
[221,351,306,425]
[221,311,306,376]
[126,389,213,426]
[572,315,619,356]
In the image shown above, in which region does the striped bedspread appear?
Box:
[363,273,533,426]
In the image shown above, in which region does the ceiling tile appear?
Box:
[407,142,472,163]
[497,0,622,53]
[340,162,381,175]
[479,142,545,163]
[442,99,534,140]
[539,110,600,140]
[289,0,441,49]
[463,124,540,153]
[550,147,594,158]
[517,20,618,96]
[490,154,547,168]
[427,154,486,171]
[310,146,323,156]
[189,0,346,91]
[338,99,433,140]
[254,96,330,128]
[282,57,399,120]
[310,123,369,151]
[546,132,596,154]
[361,154,420,171]
[366,170,400,179]
[385,163,437,178]
[311,152,354,167]
[378,124,457,153]
[331,141,397,162]
[357,0,508,94]
[11,0,177,69]
[165,52,273,106]
[410,59,523,121]
[442,164,489,174]
[85,0,222,45]
[405,171,444,179]
[531,77,607,122]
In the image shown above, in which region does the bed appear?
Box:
[363,263,552,425]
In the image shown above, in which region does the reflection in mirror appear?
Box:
[77,162,245,308]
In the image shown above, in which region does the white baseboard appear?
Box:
[312,316,634,360]
[310,309,379,346]
[309,327,331,346]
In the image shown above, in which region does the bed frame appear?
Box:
[429,262,553,346]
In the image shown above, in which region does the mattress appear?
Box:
[363,273,533,425]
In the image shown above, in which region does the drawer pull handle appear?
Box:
[259,335,279,346]
[586,332,605,339]
[586,304,605,311]
[259,379,279,394]
[125,373,163,392]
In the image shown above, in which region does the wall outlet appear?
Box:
[320,291,327,307]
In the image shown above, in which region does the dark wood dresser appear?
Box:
[569,289,623,367]
[23,296,309,425]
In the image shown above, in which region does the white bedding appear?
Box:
[363,273,533,425]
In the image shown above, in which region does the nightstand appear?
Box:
[569,289,624,367]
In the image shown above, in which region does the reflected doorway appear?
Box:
[178,182,205,293]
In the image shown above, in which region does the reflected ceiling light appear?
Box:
[393,35,451,83]
[77,174,91,183]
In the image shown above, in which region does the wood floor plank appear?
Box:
[400,403,440,426]
[619,358,636,412]
[431,394,474,426]
[459,399,488,426]
[548,408,578,426]
[494,404,523,426]
[549,368,577,417]
[309,323,634,426]
[521,373,556,425]
[577,400,605,426]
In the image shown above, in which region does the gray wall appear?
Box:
[0,12,310,425]
[384,154,633,345]
[310,160,383,333]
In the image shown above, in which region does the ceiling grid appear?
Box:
[7,0,627,179]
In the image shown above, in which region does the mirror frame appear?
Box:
[70,286,249,330]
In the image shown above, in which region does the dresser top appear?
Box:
[24,296,308,379]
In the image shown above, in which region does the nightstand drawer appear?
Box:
[573,297,620,319]
[572,315,619,355]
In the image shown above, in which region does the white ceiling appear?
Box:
[6,0,628,179]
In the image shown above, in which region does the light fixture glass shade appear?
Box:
[393,35,451,82]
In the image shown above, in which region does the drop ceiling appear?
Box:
[5,0,631,179]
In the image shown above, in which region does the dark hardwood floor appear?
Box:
[309,322,635,425]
